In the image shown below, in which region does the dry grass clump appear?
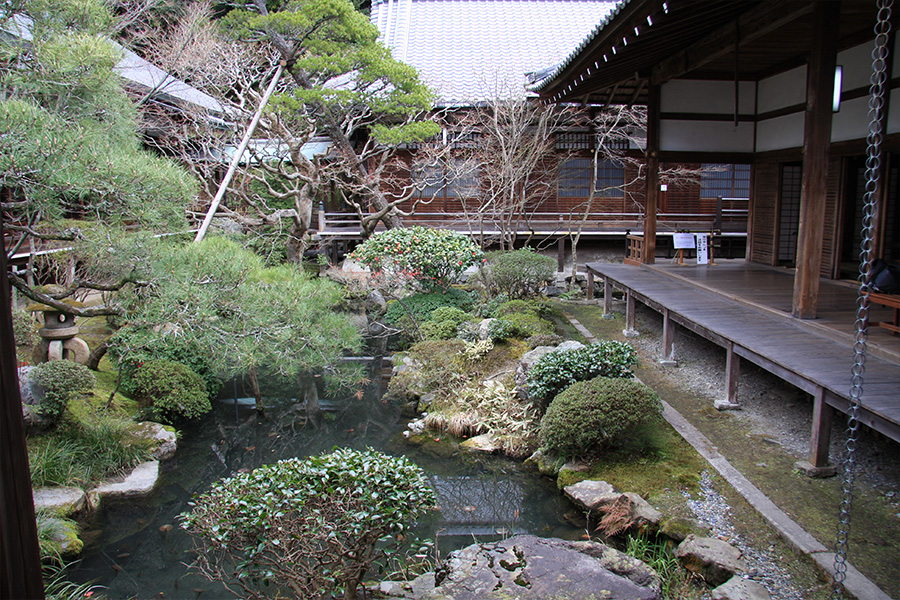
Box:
[425,379,541,458]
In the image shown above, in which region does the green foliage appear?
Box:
[494,298,547,318]
[108,328,222,399]
[223,0,438,144]
[503,312,554,338]
[12,309,38,347]
[540,377,663,456]
[130,360,210,422]
[486,318,514,341]
[30,360,95,423]
[526,340,638,403]
[29,416,152,487]
[43,563,106,600]
[626,533,695,599]
[182,448,436,600]
[420,306,474,340]
[0,0,195,231]
[478,248,556,298]
[351,226,484,289]
[118,237,362,381]
[384,288,474,326]
[526,334,564,349]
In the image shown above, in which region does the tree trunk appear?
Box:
[86,339,108,371]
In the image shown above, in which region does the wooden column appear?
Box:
[716,341,742,410]
[661,308,677,365]
[0,217,45,599]
[586,269,594,300]
[792,1,840,319]
[643,84,661,265]
[557,237,565,272]
[808,387,834,468]
[624,290,638,336]
[603,278,614,319]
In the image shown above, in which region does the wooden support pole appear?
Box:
[809,387,834,467]
[557,237,565,272]
[716,341,742,410]
[643,84,661,265]
[661,308,677,365]
[623,290,638,337]
[586,269,595,301]
[0,217,45,600]
[603,278,614,319]
[792,1,839,318]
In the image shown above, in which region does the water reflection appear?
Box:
[72,367,579,599]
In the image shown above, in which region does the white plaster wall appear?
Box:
[661,79,756,114]
[832,96,871,142]
[758,66,806,114]
[660,120,754,153]
[756,113,804,152]
[889,93,900,135]
[838,42,876,91]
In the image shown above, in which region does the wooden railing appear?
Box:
[624,235,645,265]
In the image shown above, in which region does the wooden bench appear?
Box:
[868,291,900,334]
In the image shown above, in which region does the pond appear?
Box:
[72,360,581,599]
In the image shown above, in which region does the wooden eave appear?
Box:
[540,0,894,107]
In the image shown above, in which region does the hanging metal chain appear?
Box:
[831,1,892,597]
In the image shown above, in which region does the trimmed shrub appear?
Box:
[479,248,556,298]
[526,340,638,403]
[12,309,37,347]
[182,448,436,600]
[30,360,96,423]
[494,299,546,318]
[540,377,663,456]
[130,359,210,422]
[108,327,222,399]
[420,306,475,340]
[526,334,563,349]
[384,288,474,326]
[504,312,554,338]
[350,225,484,289]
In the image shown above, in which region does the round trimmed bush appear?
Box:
[420,306,474,340]
[540,377,663,456]
[30,360,96,423]
[504,312,554,338]
[479,248,556,298]
[130,359,210,422]
[526,340,638,402]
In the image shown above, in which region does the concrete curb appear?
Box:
[560,310,893,600]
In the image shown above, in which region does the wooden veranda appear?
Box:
[584,260,900,475]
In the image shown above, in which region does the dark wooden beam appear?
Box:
[792,1,840,319]
[1,215,45,600]
[652,0,814,85]
[643,83,661,264]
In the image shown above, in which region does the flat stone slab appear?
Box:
[423,534,660,600]
[712,576,772,600]
[32,486,87,518]
[676,535,746,586]
[92,460,160,500]
[564,482,662,533]
[459,433,500,454]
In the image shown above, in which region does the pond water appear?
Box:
[72,362,581,599]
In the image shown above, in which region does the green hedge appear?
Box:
[540,377,663,456]
[526,340,638,402]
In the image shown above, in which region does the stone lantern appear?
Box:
[28,301,90,365]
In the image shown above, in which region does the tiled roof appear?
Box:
[371,0,617,105]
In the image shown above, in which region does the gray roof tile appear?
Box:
[371,0,616,105]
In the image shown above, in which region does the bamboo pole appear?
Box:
[194,62,285,243]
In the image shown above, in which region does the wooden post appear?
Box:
[0,217,45,599]
[716,341,741,409]
[643,84,661,265]
[603,278,614,319]
[623,290,638,337]
[796,387,838,477]
[661,308,676,365]
[792,2,839,319]
[586,268,594,300]
[557,237,565,272]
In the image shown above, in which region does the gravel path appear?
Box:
[683,471,806,600]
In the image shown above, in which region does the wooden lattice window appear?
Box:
[701,163,751,198]
[559,158,625,198]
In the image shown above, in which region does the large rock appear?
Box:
[91,460,160,506]
[563,481,662,534]
[675,535,747,586]
[41,517,83,558]
[459,433,501,454]
[33,486,88,518]
[423,535,660,600]
[524,449,563,476]
[711,576,772,600]
[127,422,177,461]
